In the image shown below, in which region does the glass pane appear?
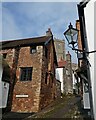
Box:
[27,68,32,80]
[65,34,72,43]
[73,33,78,43]
[66,29,78,36]
[65,29,78,44]
[20,67,32,81]
[30,46,37,54]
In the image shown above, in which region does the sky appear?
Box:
[1,2,79,63]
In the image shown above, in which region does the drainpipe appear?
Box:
[77,1,94,119]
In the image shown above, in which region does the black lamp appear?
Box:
[64,22,78,49]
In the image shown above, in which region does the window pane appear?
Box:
[3,53,7,59]
[30,46,37,54]
[20,67,32,81]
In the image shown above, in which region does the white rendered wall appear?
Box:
[0,66,3,108]
[84,0,96,119]
[0,67,9,108]
[56,68,64,93]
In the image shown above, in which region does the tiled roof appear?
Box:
[58,60,66,68]
[0,36,51,49]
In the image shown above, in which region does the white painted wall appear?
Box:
[84,0,96,119]
[0,66,3,108]
[0,82,9,108]
[0,67,9,108]
[83,82,90,109]
[56,68,64,93]
[72,73,77,89]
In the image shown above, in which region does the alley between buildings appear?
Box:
[2,95,91,119]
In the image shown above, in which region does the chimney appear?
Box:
[66,51,71,62]
[76,20,83,50]
[46,28,53,36]
[67,51,70,55]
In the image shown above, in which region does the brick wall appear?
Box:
[1,46,43,112]
[76,20,82,50]
[1,42,57,113]
[11,46,43,112]
[39,41,56,110]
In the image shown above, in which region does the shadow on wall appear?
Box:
[2,48,20,113]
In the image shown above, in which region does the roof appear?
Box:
[0,35,58,65]
[0,36,52,49]
[58,59,66,68]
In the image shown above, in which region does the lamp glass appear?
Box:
[64,23,78,48]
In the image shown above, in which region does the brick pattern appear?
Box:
[11,46,43,112]
[39,41,56,110]
[76,20,82,50]
[1,42,57,112]
[76,20,83,96]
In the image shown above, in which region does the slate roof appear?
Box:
[0,36,51,49]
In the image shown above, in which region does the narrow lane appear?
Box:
[47,96,81,118]
[26,95,91,119]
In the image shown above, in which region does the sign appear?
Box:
[16,95,28,98]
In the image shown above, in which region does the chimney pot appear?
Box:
[46,28,53,36]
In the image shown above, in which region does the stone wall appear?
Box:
[65,52,73,94]
[54,39,65,61]
[56,80,61,98]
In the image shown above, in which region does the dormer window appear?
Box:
[30,46,37,54]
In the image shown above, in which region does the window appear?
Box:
[84,83,89,93]
[3,53,7,59]
[20,67,33,81]
[30,46,37,54]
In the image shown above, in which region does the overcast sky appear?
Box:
[1,2,79,63]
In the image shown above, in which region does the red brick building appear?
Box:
[0,32,57,112]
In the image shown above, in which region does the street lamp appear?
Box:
[64,22,96,54]
[64,22,78,49]
[64,22,95,119]
[64,23,83,59]
[64,23,80,94]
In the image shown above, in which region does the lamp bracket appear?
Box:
[72,48,96,54]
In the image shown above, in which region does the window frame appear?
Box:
[3,53,7,59]
[30,46,37,54]
[20,67,33,81]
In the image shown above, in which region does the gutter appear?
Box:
[44,36,52,46]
